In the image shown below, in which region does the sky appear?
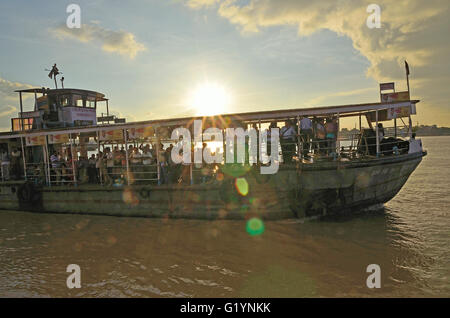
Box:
[0,0,449,131]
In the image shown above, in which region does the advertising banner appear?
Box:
[128,126,155,139]
[99,129,124,141]
[381,91,410,103]
[48,134,70,144]
[25,135,46,146]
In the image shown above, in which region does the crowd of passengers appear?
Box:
[0,115,389,184]
[47,143,169,185]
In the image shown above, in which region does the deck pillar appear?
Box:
[376,110,380,156]
[296,116,301,159]
[20,137,27,180]
[155,131,161,185]
[19,92,24,131]
[96,130,103,185]
[70,133,77,186]
[43,139,51,186]
[124,129,130,185]
[337,113,340,157]
[394,118,397,138]
[408,115,413,138]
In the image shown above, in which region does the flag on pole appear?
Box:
[405,60,410,76]
[48,64,59,79]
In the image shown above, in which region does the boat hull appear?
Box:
[0,152,425,220]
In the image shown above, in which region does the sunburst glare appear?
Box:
[189,82,231,116]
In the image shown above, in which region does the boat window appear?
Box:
[11,118,33,131]
[36,96,49,111]
[86,97,96,108]
[73,95,85,107]
[60,95,71,107]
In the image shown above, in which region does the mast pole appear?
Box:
[406,71,410,99]
[405,60,411,99]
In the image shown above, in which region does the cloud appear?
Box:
[51,23,147,59]
[308,87,378,106]
[0,106,17,118]
[0,77,35,131]
[0,77,34,102]
[186,0,219,9]
[186,0,450,122]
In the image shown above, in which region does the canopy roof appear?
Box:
[0,99,419,140]
[14,88,107,101]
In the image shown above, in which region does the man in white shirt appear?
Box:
[300,117,313,157]
[104,147,114,182]
[141,148,153,165]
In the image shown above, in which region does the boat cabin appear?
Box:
[11,88,109,131]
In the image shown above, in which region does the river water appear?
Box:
[0,136,448,297]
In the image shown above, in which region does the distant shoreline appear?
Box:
[416,134,450,137]
[339,125,450,138]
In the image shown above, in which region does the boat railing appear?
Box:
[48,166,76,186]
[0,118,416,187]
[98,163,159,185]
[24,163,46,185]
[128,163,159,183]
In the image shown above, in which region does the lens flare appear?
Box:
[246,218,265,236]
[190,82,231,116]
[235,177,249,196]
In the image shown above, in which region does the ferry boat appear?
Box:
[0,72,426,220]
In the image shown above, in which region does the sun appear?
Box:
[190,82,231,116]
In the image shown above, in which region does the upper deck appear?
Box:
[1,98,419,139]
[11,87,117,132]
